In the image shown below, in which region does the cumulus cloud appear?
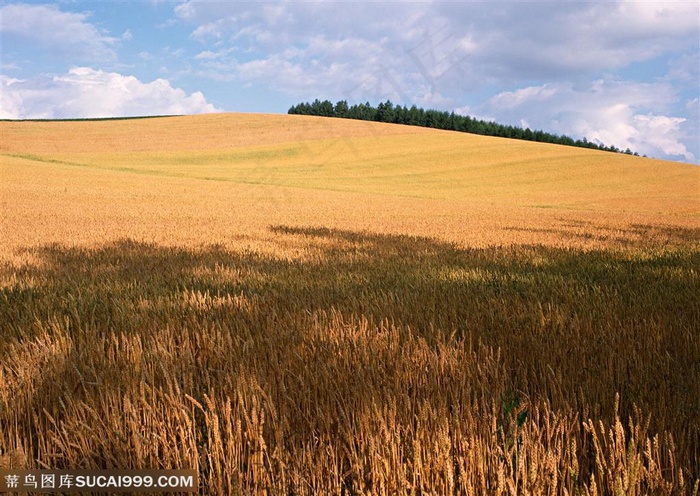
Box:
[0,3,118,62]
[476,80,696,162]
[174,1,698,100]
[440,1,698,78]
[632,115,692,159]
[178,3,475,107]
[0,67,220,119]
[218,35,396,98]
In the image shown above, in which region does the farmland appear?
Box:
[1,114,699,494]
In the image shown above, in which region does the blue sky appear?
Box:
[1,1,698,162]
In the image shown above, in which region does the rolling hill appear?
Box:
[1,113,698,253]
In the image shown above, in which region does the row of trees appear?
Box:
[288,99,640,156]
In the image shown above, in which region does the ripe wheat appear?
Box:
[1,115,698,494]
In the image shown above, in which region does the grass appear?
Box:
[1,113,699,494]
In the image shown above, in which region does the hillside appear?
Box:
[1,113,699,493]
[1,113,698,253]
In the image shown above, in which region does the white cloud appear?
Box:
[0,67,220,119]
[195,51,220,61]
[0,76,26,119]
[432,1,699,82]
[173,1,698,109]
[477,80,696,162]
[487,85,559,110]
[632,115,691,160]
[612,1,699,39]
[175,2,465,103]
[0,3,118,62]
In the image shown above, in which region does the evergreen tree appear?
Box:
[376,100,395,123]
[394,105,407,124]
[286,99,635,155]
[407,105,421,126]
[334,100,349,118]
[310,99,322,114]
[318,100,334,117]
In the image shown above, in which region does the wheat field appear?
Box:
[1,114,699,494]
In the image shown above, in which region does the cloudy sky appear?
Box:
[1,1,698,162]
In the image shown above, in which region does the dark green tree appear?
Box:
[287,99,635,155]
[375,100,395,123]
[334,100,349,118]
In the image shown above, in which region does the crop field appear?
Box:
[1,114,699,494]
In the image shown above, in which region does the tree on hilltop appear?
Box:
[334,100,349,118]
[288,99,638,156]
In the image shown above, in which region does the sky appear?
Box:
[1,1,698,163]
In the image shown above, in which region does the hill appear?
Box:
[1,113,697,253]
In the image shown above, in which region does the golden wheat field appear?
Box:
[1,113,699,494]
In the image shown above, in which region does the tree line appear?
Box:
[288,99,640,156]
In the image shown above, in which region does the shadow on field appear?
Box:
[505,220,700,246]
[1,224,699,473]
